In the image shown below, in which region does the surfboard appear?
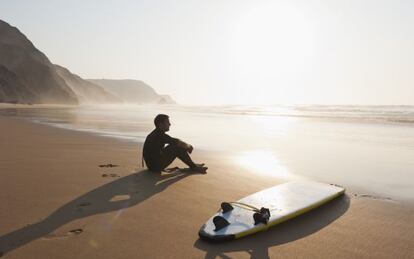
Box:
[198,181,345,242]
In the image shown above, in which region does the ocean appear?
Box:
[1,104,414,202]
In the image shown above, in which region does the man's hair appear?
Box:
[154,114,169,127]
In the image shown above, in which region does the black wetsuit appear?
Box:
[143,128,195,172]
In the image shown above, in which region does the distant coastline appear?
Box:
[0,19,175,105]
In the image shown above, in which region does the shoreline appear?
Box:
[0,115,413,258]
[1,109,413,205]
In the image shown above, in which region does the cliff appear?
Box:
[54,65,122,104]
[0,20,78,104]
[88,79,176,104]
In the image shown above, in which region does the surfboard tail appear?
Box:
[198,224,235,243]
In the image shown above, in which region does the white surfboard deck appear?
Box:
[199,181,345,242]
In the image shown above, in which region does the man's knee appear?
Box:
[165,144,187,154]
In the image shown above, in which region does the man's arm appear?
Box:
[163,133,193,153]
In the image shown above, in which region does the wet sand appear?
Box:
[0,116,413,258]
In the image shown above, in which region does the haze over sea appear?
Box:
[2,104,414,202]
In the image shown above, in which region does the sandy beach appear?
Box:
[0,116,413,259]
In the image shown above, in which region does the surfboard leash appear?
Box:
[225,202,260,212]
[219,202,271,225]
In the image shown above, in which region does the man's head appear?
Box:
[154,114,170,132]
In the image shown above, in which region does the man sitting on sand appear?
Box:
[143,114,207,173]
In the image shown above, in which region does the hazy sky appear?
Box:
[1,0,413,105]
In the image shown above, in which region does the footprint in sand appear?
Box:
[68,229,83,235]
[42,228,84,240]
[75,202,92,212]
[101,173,120,178]
[354,193,394,202]
[77,202,91,207]
[98,163,119,168]
[360,194,393,201]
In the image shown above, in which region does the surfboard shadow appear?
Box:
[0,170,190,256]
[194,194,350,259]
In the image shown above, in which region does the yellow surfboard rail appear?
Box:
[199,181,346,242]
[235,188,345,239]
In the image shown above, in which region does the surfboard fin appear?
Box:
[253,207,271,225]
[213,216,230,231]
[221,202,234,213]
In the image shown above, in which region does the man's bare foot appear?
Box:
[191,165,208,174]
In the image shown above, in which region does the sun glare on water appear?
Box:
[234,149,292,179]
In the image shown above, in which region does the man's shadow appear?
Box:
[0,169,190,256]
[194,194,350,259]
